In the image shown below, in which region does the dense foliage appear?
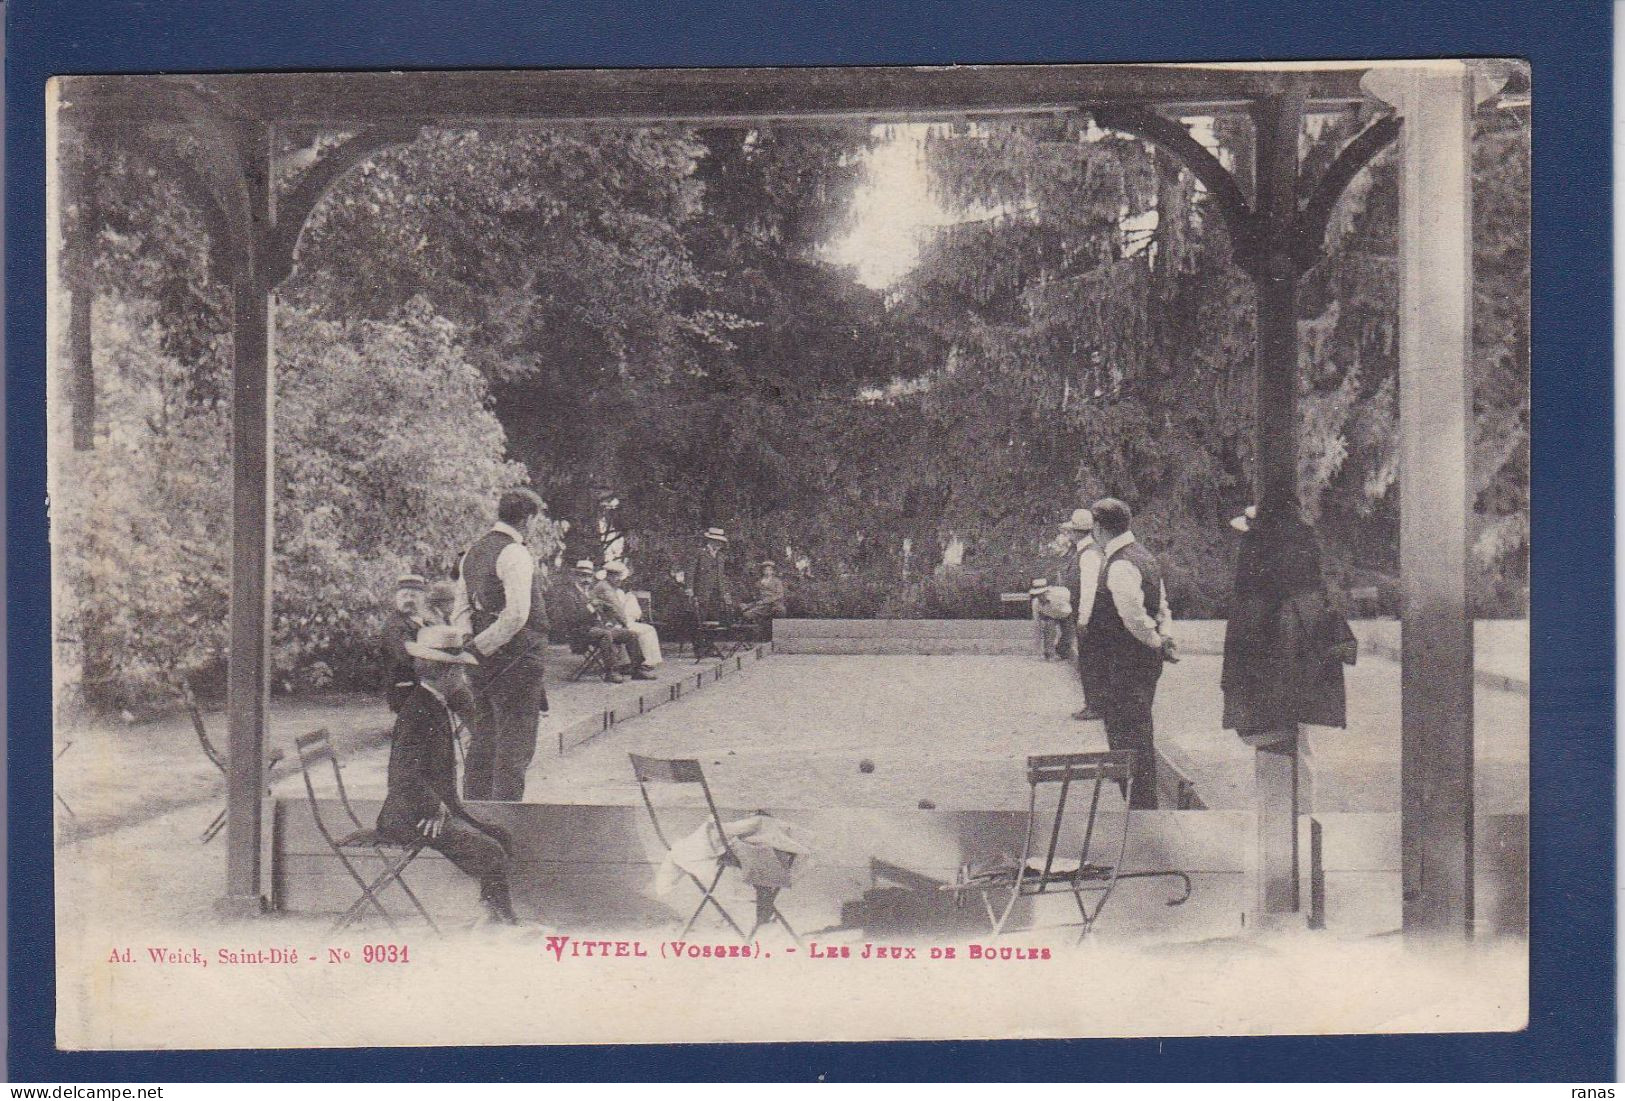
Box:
[52,104,1529,713]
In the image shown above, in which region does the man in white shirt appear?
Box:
[1086,498,1177,808]
[453,488,550,802]
[1061,508,1105,721]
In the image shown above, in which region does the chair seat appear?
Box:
[1023,857,1113,882]
[336,828,416,850]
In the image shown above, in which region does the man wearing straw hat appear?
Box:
[378,624,520,925]
[1029,577,1074,661]
[454,487,551,802]
[549,559,646,683]
[1060,507,1105,721]
[687,526,734,658]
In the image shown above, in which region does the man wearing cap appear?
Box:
[382,574,428,713]
[688,527,734,658]
[1061,508,1105,721]
[549,560,650,682]
[454,487,551,802]
[1087,498,1177,808]
[378,624,520,925]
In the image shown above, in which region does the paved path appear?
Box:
[54,644,722,842]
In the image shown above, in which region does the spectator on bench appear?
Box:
[550,559,650,683]
[599,561,663,672]
[740,560,787,632]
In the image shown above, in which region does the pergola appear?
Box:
[55,60,1509,935]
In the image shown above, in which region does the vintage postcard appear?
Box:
[47,59,1529,1049]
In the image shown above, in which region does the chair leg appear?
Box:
[201,807,227,844]
[331,851,404,933]
[371,847,442,936]
[771,907,801,945]
[990,879,1025,936]
[679,866,748,940]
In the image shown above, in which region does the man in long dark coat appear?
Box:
[1220,492,1350,744]
[688,526,734,657]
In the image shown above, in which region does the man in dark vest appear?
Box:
[454,487,550,802]
[1087,498,1177,809]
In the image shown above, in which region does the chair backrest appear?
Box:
[632,590,654,622]
[296,729,366,840]
[628,753,729,853]
[178,677,225,774]
[1021,751,1135,887]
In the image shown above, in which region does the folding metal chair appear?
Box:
[942,751,1190,941]
[629,753,800,943]
[295,729,441,935]
[568,641,610,681]
[181,677,285,844]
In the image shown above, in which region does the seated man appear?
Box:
[599,561,662,671]
[549,560,650,683]
[739,560,787,629]
[377,625,520,925]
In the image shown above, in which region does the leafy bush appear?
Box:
[52,297,527,713]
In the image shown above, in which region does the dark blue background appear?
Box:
[7,0,1612,1082]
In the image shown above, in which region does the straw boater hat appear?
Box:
[395,573,427,592]
[603,560,631,578]
[1028,577,1051,597]
[1059,508,1094,533]
[404,624,477,665]
[703,527,729,544]
[572,559,596,575]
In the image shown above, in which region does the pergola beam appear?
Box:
[61,64,1375,130]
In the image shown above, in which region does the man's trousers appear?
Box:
[1075,623,1107,708]
[464,650,548,802]
[1098,640,1162,809]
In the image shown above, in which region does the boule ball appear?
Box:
[917,798,937,810]
[858,758,876,774]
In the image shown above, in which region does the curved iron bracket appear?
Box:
[1092,104,1261,259]
[262,126,422,287]
[1289,114,1403,269]
[138,126,250,284]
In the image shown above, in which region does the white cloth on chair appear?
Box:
[617,589,663,666]
[654,814,815,897]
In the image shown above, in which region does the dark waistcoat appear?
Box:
[461,529,548,659]
[1090,540,1163,652]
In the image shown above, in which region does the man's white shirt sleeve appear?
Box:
[1106,558,1165,649]
[1076,543,1104,626]
[472,541,534,656]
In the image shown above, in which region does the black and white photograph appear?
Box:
[46,59,1530,1048]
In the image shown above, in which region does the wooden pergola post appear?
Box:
[218,124,276,915]
[1248,87,1309,921]
[1365,62,1479,937]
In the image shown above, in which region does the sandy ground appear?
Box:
[325,652,1529,815]
[53,649,1527,1049]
